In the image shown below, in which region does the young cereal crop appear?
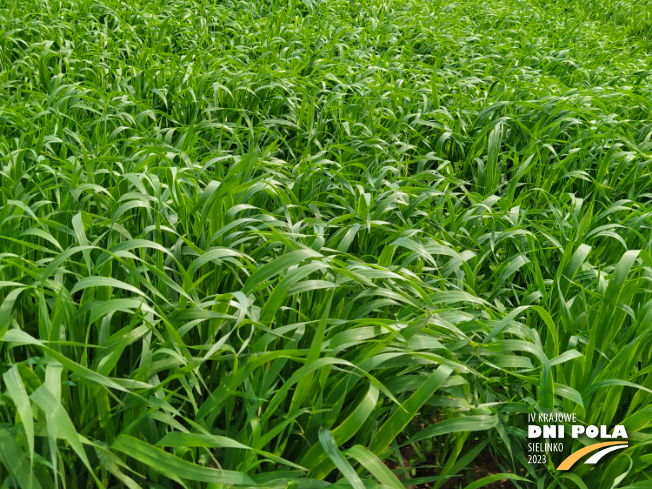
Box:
[0,0,651,488]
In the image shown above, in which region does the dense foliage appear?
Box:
[1,0,652,487]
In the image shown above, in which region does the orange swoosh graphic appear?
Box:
[557,441,628,470]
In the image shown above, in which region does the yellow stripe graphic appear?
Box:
[556,442,628,471]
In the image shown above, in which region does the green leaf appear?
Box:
[3,366,35,465]
[30,385,92,471]
[345,445,403,489]
[318,428,364,489]
[369,366,452,454]
[0,428,43,489]
[112,435,254,485]
[405,415,498,445]
[465,473,530,489]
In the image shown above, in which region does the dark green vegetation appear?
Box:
[1,0,652,487]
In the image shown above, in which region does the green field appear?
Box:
[1,0,652,487]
